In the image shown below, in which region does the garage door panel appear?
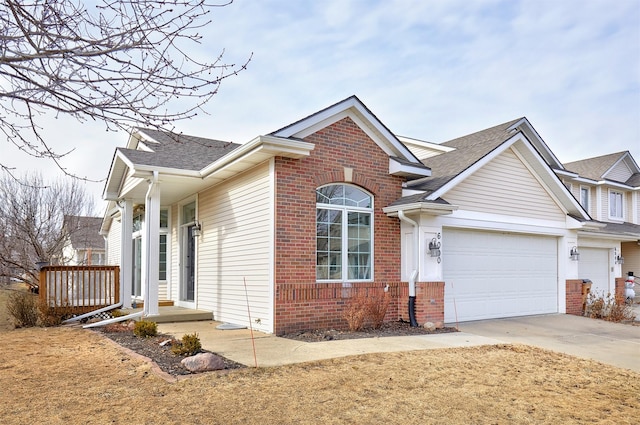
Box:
[578,248,610,297]
[443,229,558,323]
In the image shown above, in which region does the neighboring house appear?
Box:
[101,96,635,334]
[556,152,640,296]
[61,216,106,266]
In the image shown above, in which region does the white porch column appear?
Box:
[118,199,133,309]
[142,172,161,316]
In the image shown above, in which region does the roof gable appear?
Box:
[399,118,589,219]
[443,147,567,221]
[271,95,430,178]
[564,151,640,185]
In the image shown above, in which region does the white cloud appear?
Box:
[4,0,639,208]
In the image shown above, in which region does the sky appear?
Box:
[5,0,640,211]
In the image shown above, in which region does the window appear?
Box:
[609,190,623,220]
[159,209,169,281]
[580,187,589,211]
[316,184,372,281]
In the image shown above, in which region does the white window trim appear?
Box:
[579,186,590,212]
[608,189,624,221]
[316,184,374,283]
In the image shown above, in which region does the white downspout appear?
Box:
[143,171,160,317]
[398,210,419,326]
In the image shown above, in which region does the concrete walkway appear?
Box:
[158,314,640,372]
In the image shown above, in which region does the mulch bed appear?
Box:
[280,320,457,342]
[96,320,457,377]
[96,326,245,377]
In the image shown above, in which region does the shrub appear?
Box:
[111,309,125,318]
[133,320,157,338]
[343,293,368,331]
[171,333,202,356]
[37,298,74,327]
[367,293,391,330]
[586,292,636,322]
[6,291,39,328]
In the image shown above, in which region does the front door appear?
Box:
[181,224,196,303]
[132,236,142,299]
[179,201,197,305]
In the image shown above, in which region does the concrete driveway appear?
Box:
[458,314,640,372]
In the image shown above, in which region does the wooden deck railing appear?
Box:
[39,266,120,314]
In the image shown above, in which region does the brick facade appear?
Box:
[615,277,625,304]
[566,279,587,316]
[273,117,412,334]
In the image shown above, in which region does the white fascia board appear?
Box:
[397,136,456,153]
[554,169,579,179]
[103,152,131,200]
[274,98,420,164]
[508,118,564,169]
[426,134,522,201]
[130,165,200,179]
[597,180,634,190]
[389,157,431,178]
[200,135,314,178]
[402,188,426,197]
[382,202,457,217]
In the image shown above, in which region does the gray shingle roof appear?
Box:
[563,151,627,181]
[119,128,240,171]
[626,172,640,187]
[405,118,523,193]
[581,220,640,238]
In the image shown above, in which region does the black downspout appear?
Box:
[408,296,418,327]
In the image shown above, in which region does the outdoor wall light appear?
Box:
[192,221,202,237]
[614,248,624,265]
[428,238,441,258]
[569,246,580,261]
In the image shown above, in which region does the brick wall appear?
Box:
[273,117,409,334]
[566,279,585,316]
[615,277,625,304]
[274,281,445,334]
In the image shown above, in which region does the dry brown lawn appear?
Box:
[1,288,639,424]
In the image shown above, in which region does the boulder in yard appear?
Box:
[181,352,225,372]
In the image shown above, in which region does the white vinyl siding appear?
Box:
[444,148,565,221]
[106,219,122,265]
[443,228,558,322]
[196,162,272,332]
[621,242,640,282]
[606,161,632,183]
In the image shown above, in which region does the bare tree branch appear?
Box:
[0,171,97,287]
[0,0,250,179]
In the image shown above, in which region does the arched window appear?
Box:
[316,184,373,281]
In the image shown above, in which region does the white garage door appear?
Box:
[578,248,611,298]
[443,228,558,323]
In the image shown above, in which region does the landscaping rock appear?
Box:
[423,322,436,331]
[181,352,225,372]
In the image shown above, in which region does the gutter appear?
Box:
[397,210,419,327]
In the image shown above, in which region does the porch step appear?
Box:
[132,306,213,323]
[132,300,174,308]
